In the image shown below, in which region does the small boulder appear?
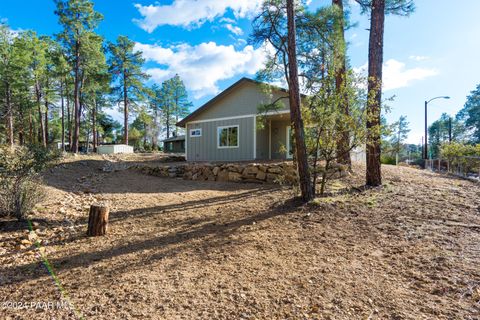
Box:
[267,166,282,174]
[228,172,243,182]
[256,171,267,181]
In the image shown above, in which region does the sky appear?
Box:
[1,0,480,143]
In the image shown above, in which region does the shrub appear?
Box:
[0,145,60,220]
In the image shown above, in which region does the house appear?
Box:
[176,78,294,162]
[163,135,185,153]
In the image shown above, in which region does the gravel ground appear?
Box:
[1,155,479,320]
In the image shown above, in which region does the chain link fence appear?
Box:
[425,156,480,181]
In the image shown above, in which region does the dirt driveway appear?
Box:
[1,158,479,319]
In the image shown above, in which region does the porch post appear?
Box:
[268,120,272,160]
[253,116,257,160]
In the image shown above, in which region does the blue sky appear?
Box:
[1,0,479,143]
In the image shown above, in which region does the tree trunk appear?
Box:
[35,82,46,147]
[333,0,352,168]
[92,97,97,152]
[87,204,109,236]
[286,0,313,202]
[166,108,170,139]
[72,39,81,153]
[123,71,129,145]
[18,107,25,146]
[61,80,65,151]
[152,105,158,150]
[67,90,72,150]
[28,111,33,144]
[5,84,14,148]
[365,0,385,186]
[44,98,49,144]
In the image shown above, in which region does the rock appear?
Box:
[228,172,242,182]
[267,166,282,174]
[217,170,229,182]
[207,175,216,181]
[192,173,199,181]
[183,171,193,180]
[212,166,220,176]
[285,174,298,184]
[242,166,258,176]
[27,232,37,242]
[20,239,32,246]
[256,171,267,181]
[226,164,242,173]
[266,173,279,183]
[258,165,267,173]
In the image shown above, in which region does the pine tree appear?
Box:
[457,84,480,144]
[54,0,103,153]
[286,0,313,202]
[164,74,192,137]
[355,0,414,186]
[332,0,352,168]
[108,35,149,145]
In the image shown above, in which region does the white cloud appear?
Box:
[354,59,438,91]
[134,0,263,33]
[136,41,271,98]
[220,17,236,24]
[409,55,430,61]
[225,23,244,36]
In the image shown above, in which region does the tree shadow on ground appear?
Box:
[0,196,303,285]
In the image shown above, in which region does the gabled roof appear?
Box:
[176,77,291,127]
[163,135,185,143]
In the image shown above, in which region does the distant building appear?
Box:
[163,135,185,153]
[97,144,134,154]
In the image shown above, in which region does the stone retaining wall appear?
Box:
[133,162,299,185]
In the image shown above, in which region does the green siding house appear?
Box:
[163,135,185,153]
[176,78,293,162]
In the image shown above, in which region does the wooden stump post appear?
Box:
[87,204,109,236]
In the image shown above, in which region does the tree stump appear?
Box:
[87,204,109,236]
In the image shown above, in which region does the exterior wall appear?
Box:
[165,141,185,153]
[186,117,255,161]
[255,122,269,160]
[190,81,290,122]
[271,120,290,160]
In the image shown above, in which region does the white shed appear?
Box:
[97,144,134,155]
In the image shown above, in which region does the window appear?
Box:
[190,128,202,137]
[217,125,239,148]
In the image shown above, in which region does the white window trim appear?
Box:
[217,125,240,149]
[190,128,202,137]
[286,126,293,159]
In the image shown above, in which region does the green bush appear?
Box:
[0,145,60,220]
[381,155,396,165]
[440,142,480,173]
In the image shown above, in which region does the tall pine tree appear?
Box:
[108,35,149,145]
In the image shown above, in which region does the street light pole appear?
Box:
[424,96,450,160]
[424,101,428,159]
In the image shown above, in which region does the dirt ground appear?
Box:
[1,154,479,320]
